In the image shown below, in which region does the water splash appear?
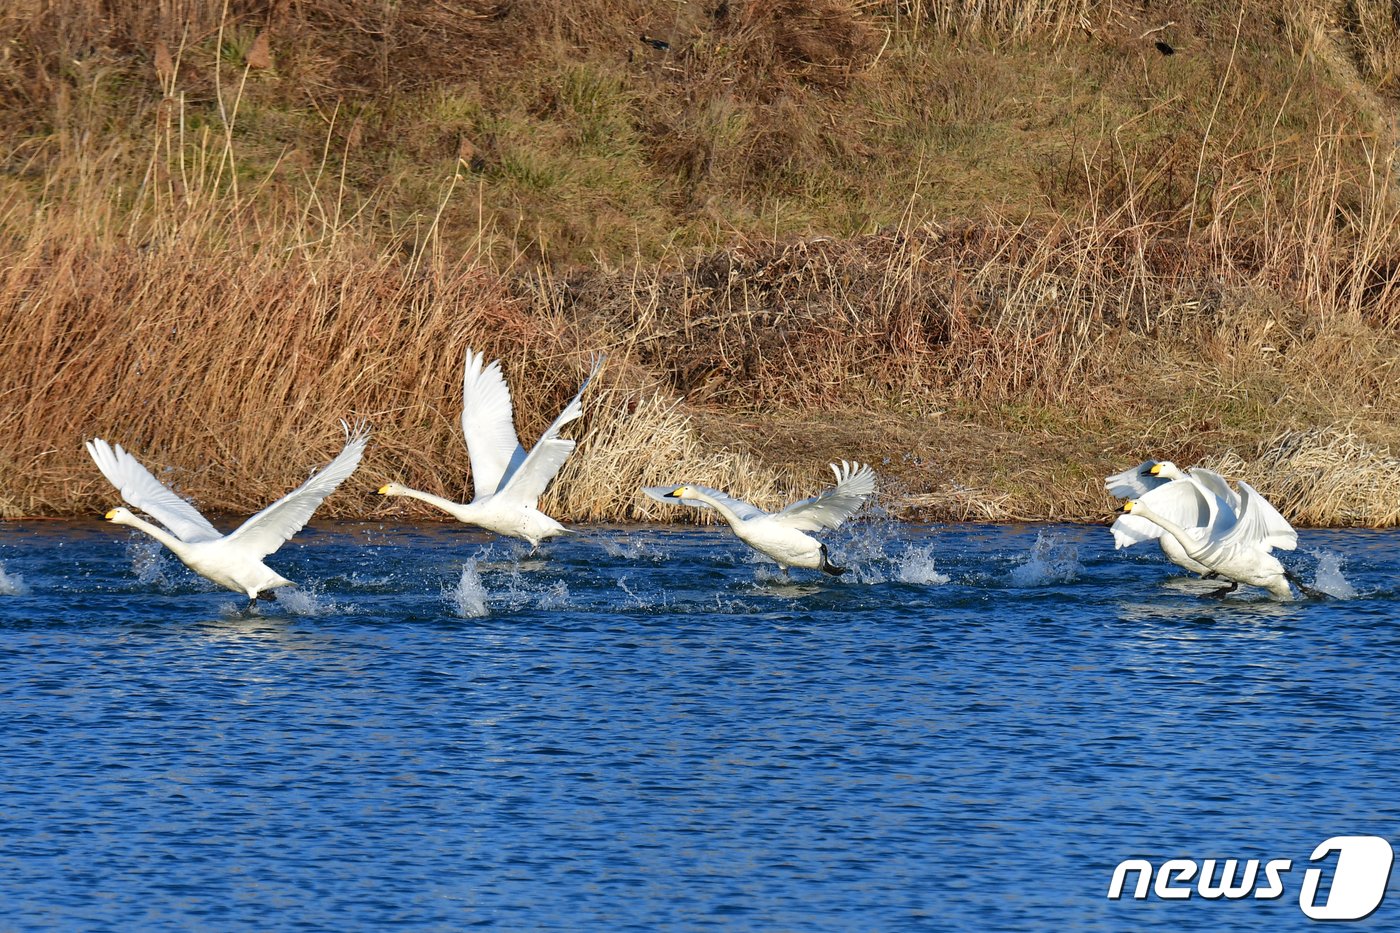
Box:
[125,535,178,589]
[894,545,950,585]
[0,563,29,596]
[1007,531,1082,586]
[616,575,670,610]
[1308,550,1358,599]
[446,560,488,618]
[828,515,905,584]
[753,564,795,585]
[446,545,582,613]
[535,581,572,610]
[274,586,342,616]
[598,534,668,562]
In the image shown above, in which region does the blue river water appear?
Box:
[0,519,1396,931]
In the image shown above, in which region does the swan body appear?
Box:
[1106,459,1296,576]
[1121,479,1295,599]
[88,423,370,606]
[643,462,876,574]
[378,350,601,547]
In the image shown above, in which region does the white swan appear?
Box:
[1120,478,1297,599]
[378,350,602,547]
[88,422,370,608]
[642,462,876,574]
[1106,460,1296,575]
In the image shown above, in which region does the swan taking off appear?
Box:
[1119,476,1299,599]
[378,350,602,547]
[88,422,370,608]
[1105,459,1296,577]
[642,462,876,575]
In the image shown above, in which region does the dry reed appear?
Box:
[1210,428,1400,528]
[6,0,1400,526]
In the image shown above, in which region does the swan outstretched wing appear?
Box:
[1237,479,1296,551]
[1109,513,1169,548]
[1216,480,1297,553]
[461,350,527,500]
[1188,467,1242,513]
[1118,480,1219,549]
[496,354,603,506]
[85,438,222,543]
[771,461,876,531]
[226,422,370,560]
[1104,460,1166,499]
[641,484,768,520]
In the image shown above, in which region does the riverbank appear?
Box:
[5,1,1400,524]
[6,217,1400,525]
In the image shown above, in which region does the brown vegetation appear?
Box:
[5,1,1400,525]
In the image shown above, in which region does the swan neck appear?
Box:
[123,514,189,553]
[1134,504,1201,557]
[691,490,745,527]
[392,486,470,519]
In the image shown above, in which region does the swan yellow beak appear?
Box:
[666,486,688,499]
[1121,500,1137,513]
[104,508,119,520]
[377,485,391,495]
[1148,464,1163,476]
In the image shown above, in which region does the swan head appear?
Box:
[1120,500,1138,514]
[1148,461,1184,480]
[377,482,407,496]
[104,506,136,525]
[664,486,691,499]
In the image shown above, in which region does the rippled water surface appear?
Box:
[1,520,1398,930]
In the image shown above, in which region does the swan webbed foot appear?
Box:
[819,544,847,577]
[1285,571,1327,600]
[1206,581,1239,599]
[246,590,280,612]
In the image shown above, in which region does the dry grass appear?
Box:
[891,0,1093,37]
[1210,427,1400,527]
[0,210,552,518]
[543,390,799,522]
[1220,427,1400,526]
[6,1,1400,525]
[0,191,802,522]
[1333,0,1400,94]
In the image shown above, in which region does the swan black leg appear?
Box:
[1285,571,1327,599]
[246,590,279,612]
[819,544,847,577]
[1207,581,1239,598]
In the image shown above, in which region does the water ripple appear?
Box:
[0,521,1393,931]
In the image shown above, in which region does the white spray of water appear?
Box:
[125,535,178,589]
[894,545,951,585]
[616,574,671,610]
[752,564,794,585]
[1308,550,1358,599]
[599,535,668,562]
[273,586,342,616]
[823,515,906,584]
[215,585,343,617]
[446,559,489,618]
[447,546,579,612]
[534,581,572,610]
[0,563,29,596]
[1007,531,1083,586]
